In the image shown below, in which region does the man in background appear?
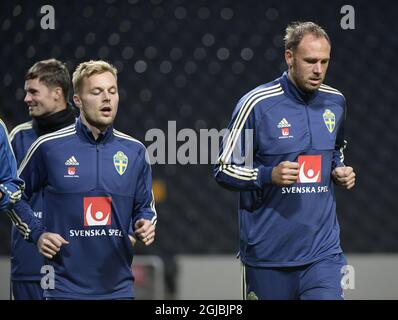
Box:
[9,58,77,300]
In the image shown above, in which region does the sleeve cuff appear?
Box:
[29,227,46,245]
[258,165,274,187]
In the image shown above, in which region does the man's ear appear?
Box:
[73,94,82,109]
[52,87,63,101]
[285,49,293,69]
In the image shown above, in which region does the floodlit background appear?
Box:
[0,0,397,299]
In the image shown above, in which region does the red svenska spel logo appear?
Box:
[84,197,112,226]
[297,155,322,183]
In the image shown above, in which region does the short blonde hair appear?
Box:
[72,60,117,94]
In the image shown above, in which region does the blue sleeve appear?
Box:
[131,149,157,230]
[214,99,274,191]
[10,130,24,167]
[0,120,24,211]
[9,199,45,244]
[8,140,47,243]
[332,101,347,170]
[18,142,47,200]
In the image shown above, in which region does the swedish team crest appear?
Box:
[323,109,336,133]
[113,151,128,175]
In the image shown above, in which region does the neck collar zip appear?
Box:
[75,117,114,144]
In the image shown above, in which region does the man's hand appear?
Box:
[272,161,300,186]
[128,234,137,246]
[37,232,69,259]
[134,219,155,246]
[332,166,356,189]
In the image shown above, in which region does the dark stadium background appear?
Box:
[0,0,397,297]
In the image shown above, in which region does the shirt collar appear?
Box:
[76,117,114,144]
[32,103,78,136]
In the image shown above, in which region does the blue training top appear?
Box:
[215,72,347,267]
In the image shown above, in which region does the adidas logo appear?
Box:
[277,118,291,128]
[65,156,79,166]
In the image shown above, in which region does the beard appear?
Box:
[292,73,323,93]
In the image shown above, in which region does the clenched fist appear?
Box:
[134,219,156,246]
[332,166,356,189]
[272,161,300,187]
[37,232,69,259]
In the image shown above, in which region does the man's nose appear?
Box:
[313,62,322,74]
[102,91,110,101]
[24,93,31,104]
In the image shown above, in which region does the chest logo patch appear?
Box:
[113,151,128,175]
[323,109,336,133]
[297,155,322,183]
[277,118,293,139]
[64,156,79,178]
[84,196,112,226]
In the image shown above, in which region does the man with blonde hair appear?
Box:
[215,22,355,300]
[12,60,157,299]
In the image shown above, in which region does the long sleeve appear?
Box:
[131,149,157,229]
[9,199,45,244]
[0,120,24,211]
[214,98,274,191]
[8,139,47,243]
